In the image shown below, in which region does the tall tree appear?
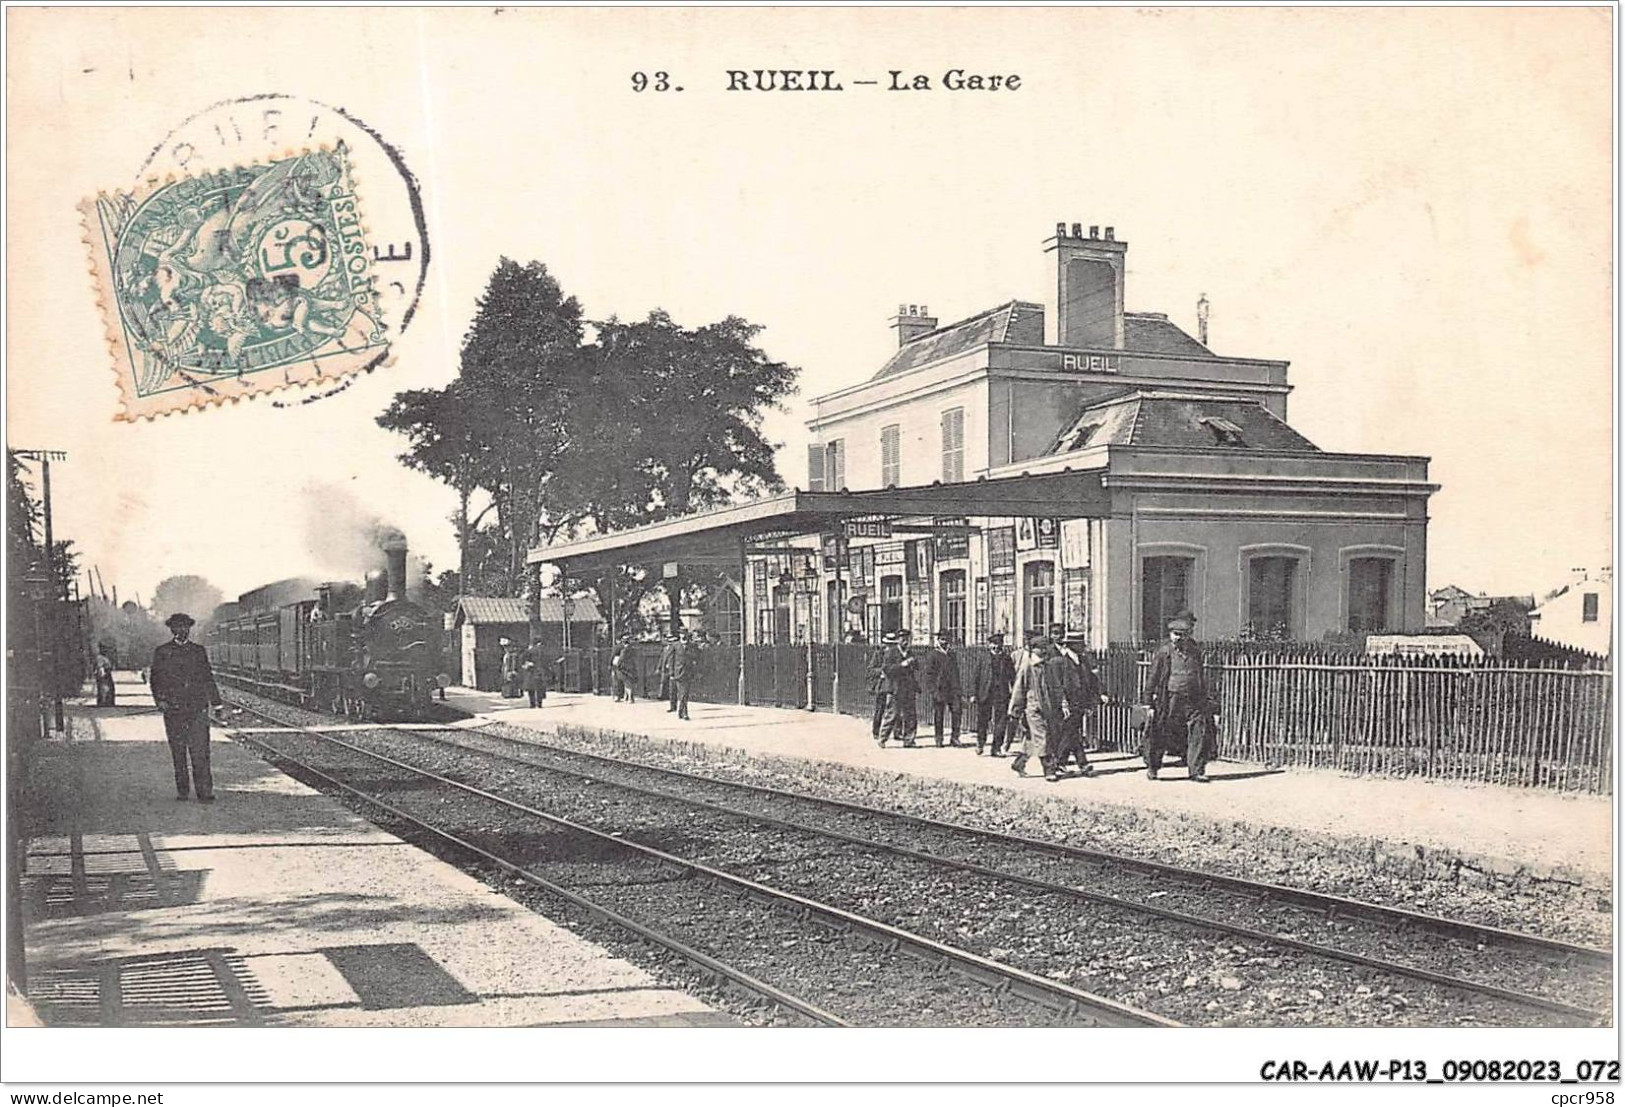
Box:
[582,311,797,627]
[379,259,587,591]
[378,261,799,634]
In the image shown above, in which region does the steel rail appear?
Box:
[467,721,1611,967]
[373,723,1607,1026]
[227,708,1174,1028]
[224,727,848,1027]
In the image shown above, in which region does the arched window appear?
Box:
[712,586,742,647]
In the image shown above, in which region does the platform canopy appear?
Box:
[527,468,1111,574]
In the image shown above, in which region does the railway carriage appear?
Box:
[207,539,443,721]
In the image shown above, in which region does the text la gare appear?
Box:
[890,69,1021,91]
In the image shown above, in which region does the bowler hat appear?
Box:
[935,629,952,641]
[164,612,195,630]
[986,631,1005,643]
[1167,611,1197,632]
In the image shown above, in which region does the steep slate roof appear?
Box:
[455,596,604,625]
[1050,392,1320,454]
[872,301,1044,380]
[1123,312,1214,358]
[871,304,1213,381]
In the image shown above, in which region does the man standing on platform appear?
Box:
[878,629,918,748]
[611,634,637,703]
[150,613,223,802]
[672,630,698,720]
[966,631,1015,756]
[866,634,892,741]
[1142,611,1217,782]
[658,632,678,711]
[922,629,964,747]
[522,639,549,708]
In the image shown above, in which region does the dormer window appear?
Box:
[1059,422,1102,452]
[1199,416,1248,447]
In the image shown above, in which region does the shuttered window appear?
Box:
[941,408,965,482]
[881,425,901,488]
[825,439,845,492]
[807,443,826,492]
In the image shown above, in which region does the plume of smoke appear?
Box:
[300,481,409,581]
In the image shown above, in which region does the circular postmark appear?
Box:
[136,95,430,407]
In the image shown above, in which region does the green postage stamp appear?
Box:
[84,147,390,419]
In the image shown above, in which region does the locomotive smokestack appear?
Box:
[382,533,408,602]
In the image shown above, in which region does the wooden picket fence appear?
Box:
[562,643,1614,794]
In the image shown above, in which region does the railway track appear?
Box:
[470,724,1613,976]
[224,694,1608,1027]
[225,702,1173,1028]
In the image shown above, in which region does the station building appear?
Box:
[789,224,1437,646]
[533,223,1438,651]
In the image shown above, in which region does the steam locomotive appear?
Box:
[206,537,444,721]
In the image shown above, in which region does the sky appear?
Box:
[6,6,1614,606]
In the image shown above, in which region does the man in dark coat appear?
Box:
[965,631,1016,756]
[866,634,893,742]
[1142,610,1217,782]
[522,640,549,708]
[1052,629,1107,776]
[921,630,964,747]
[150,612,223,802]
[658,633,678,711]
[878,629,918,748]
[611,635,637,703]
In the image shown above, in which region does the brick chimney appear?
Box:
[1044,222,1126,349]
[890,303,938,348]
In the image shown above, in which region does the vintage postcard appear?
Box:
[3,4,1615,1097]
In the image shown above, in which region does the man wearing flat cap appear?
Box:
[1142,610,1217,782]
[150,612,224,801]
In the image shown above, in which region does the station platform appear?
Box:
[13,676,730,1028]
[444,685,1614,883]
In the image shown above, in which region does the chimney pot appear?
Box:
[1055,222,1067,238]
[1071,223,1083,238]
[898,303,907,315]
[921,304,928,315]
[1089,225,1099,239]
[1105,226,1115,241]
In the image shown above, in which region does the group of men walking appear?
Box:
[865,610,1217,784]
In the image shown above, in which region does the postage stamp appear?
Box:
[82,147,390,420]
